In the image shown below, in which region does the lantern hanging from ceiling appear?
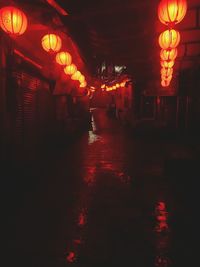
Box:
[159,29,180,49]
[161,67,173,76]
[41,34,62,53]
[161,79,170,87]
[64,64,77,75]
[158,0,187,27]
[71,71,81,80]
[56,51,72,65]
[160,48,178,61]
[161,60,175,68]
[0,6,28,36]
[79,75,85,83]
[80,81,87,88]
[161,74,173,82]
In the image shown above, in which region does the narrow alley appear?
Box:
[3,108,199,267]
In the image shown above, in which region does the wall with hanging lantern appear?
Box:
[0,2,90,160]
[158,0,187,88]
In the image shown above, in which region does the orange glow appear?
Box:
[160,60,174,68]
[79,74,85,83]
[161,67,173,76]
[71,71,81,80]
[159,29,180,49]
[0,6,27,36]
[160,48,177,61]
[56,51,72,65]
[101,84,106,89]
[80,81,87,87]
[64,64,77,75]
[41,33,62,53]
[161,79,170,87]
[158,0,187,26]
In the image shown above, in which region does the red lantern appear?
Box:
[71,71,81,80]
[158,0,187,26]
[56,51,72,65]
[80,81,87,88]
[160,48,177,61]
[41,34,62,53]
[161,74,172,81]
[64,64,77,75]
[161,60,175,68]
[79,75,85,83]
[159,29,180,49]
[161,67,173,76]
[161,79,170,87]
[0,6,27,36]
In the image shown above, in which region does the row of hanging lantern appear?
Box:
[158,0,187,87]
[102,81,126,92]
[0,6,87,89]
[41,33,87,88]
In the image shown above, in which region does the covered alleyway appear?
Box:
[3,108,199,267]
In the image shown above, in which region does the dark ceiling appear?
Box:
[55,0,159,82]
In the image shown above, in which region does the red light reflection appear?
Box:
[66,251,76,263]
[154,201,171,266]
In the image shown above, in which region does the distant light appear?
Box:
[46,0,68,16]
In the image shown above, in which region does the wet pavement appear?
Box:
[3,108,200,267]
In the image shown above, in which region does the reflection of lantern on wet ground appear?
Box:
[158,0,187,27]
[0,6,28,36]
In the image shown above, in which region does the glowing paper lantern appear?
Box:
[160,48,177,61]
[161,79,170,87]
[56,51,72,65]
[71,71,81,80]
[79,75,85,83]
[161,67,173,76]
[0,6,27,36]
[159,29,180,49]
[161,60,175,68]
[161,74,172,81]
[158,0,187,26]
[64,64,77,75]
[80,81,87,88]
[41,34,62,53]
